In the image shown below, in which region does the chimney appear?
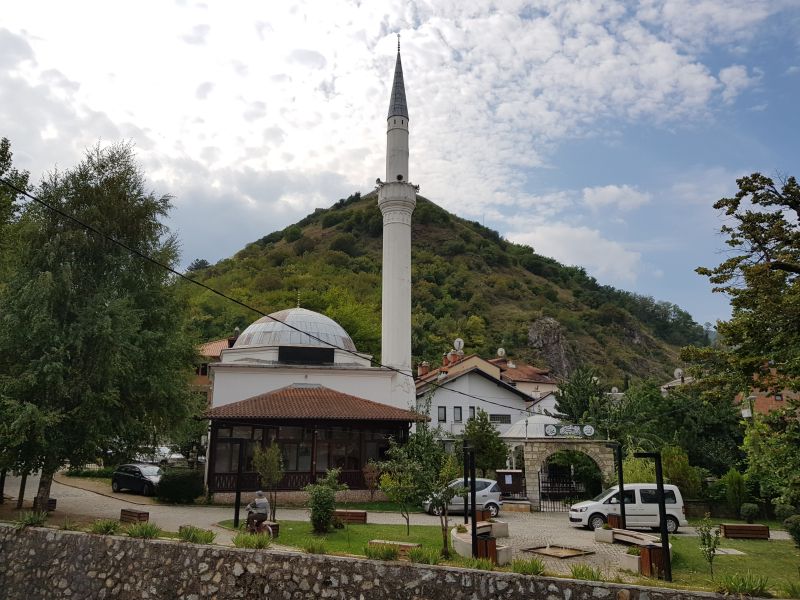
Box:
[227,326,240,348]
[417,361,430,377]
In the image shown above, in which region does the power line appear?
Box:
[0,176,533,415]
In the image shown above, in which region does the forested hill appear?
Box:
[181,192,708,385]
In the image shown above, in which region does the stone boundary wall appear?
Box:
[0,524,725,600]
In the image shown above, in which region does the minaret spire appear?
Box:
[377,35,417,401]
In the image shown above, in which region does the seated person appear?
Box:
[245,490,270,529]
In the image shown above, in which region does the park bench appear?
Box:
[333,509,367,524]
[368,539,420,556]
[720,523,769,539]
[120,509,149,524]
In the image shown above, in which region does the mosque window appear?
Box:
[279,346,334,364]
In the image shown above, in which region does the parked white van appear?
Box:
[568,484,688,533]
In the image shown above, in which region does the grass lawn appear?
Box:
[335,501,423,513]
[649,535,800,595]
[219,519,444,556]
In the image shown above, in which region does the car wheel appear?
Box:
[486,503,500,518]
[142,483,153,497]
[665,516,679,534]
[589,513,607,530]
[431,505,444,516]
[111,480,120,493]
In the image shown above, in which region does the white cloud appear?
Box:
[582,185,651,211]
[508,223,642,284]
[719,65,757,103]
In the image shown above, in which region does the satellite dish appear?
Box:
[674,368,684,380]
[454,338,464,351]
[611,386,619,394]
[497,348,506,357]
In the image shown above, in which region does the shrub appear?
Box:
[408,547,440,565]
[60,517,80,531]
[156,468,204,504]
[569,564,603,581]
[601,523,611,530]
[283,225,302,242]
[460,557,494,571]
[178,525,216,544]
[232,532,271,549]
[716,572,770,597]
[65,466,116,478]
[784,515,800,549]
[626,546,641,556]
[126,522,162,539]
[774,503,796,521]
[722,468,747,515]
[14,511,48,529]
[697,514,721,575]
[329,233,360,257]
[456,524,467,533]
[305,468,346,533]
[302,538,328,554]
[511,557,546,575]
[90,519,121,535]
[364,543,399,561]
[740,502,760,523]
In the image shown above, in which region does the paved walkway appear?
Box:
[1,473,789,576]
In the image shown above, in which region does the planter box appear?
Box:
[619,552,640,573]
[490,521,509,538]
[594,528,614,543]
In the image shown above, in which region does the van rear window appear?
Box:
[640,489,676,504]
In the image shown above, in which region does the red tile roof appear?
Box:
[199,338,228,359]
[204,384,426,421]
[489,358,557,384]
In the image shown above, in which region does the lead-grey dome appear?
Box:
[233,308,357,352]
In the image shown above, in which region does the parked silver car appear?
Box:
[423,478,503,517]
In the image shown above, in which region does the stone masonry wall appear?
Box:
[0,524,726,600]
[523,440,615,510]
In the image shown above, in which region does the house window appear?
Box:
[468,407,475,420]
[489,414,511,424]
[454,407,462,422]
[438,406,447,422]
[775,394,783,402]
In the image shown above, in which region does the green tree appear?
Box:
[462,409,507,477]
[0,142,197,508]
[186,258,211,272]
[427,452,463,558]
[553,367,603,423]
[304,468,346,533]
[741,409,800,506]
[0,137,30,285]
[253,444,284,521]
[379,449,424,536]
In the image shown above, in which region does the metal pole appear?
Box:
[635,452,672,581]
[0,469,5,505]
[469,450,478,558]
[233,440,245,529]
[615,445,626,529]
[463,441,469,525]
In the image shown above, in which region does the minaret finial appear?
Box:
[397,33,400,53]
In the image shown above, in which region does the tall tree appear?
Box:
[461,409,507,477]
[0,137,30,285]
[552,366,604,423]
[682,172,800,501]
[0,142,197,508]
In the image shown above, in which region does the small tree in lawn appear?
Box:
[253,444,283,521]
[379,450,423,536]
[428,453,463,558]
[462,409,507,477]
[362,461,381,502]
[696,513,721,576]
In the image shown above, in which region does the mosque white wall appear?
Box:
[424,372,530,438]
[211,365,410,409]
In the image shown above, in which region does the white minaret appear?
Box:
[378,36,417,390]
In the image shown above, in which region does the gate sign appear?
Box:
[544,424,596,438]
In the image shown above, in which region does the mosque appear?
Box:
[203,41,423,494]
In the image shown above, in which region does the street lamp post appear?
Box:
[230,438,247,529]
[469,449,478,558]
[462,441,470,525]
[634,452,672,581]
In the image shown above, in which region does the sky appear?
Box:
[2,0,799,326]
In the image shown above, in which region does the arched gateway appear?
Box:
[522,439,615,510]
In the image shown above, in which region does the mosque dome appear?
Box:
[233,307,357,352]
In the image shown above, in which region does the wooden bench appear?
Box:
[120,509,149,524]
[334,509,367,524]
[720,523,769,539]
[368,539,420,557]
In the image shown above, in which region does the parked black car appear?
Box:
[111,464,162,496]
